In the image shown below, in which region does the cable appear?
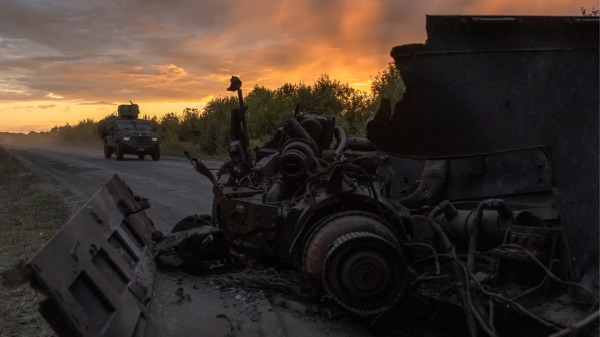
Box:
[494,244,596,300]
[479,286,558,330]
[453,249,499,337]
[403,242,441,275]
[488,298,496,335]
[457,250,559,332]
[547,310,600,337]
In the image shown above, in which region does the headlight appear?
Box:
[122,136,130,141]
[152,137,158,142]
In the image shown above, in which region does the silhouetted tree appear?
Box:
[581,7,600,16]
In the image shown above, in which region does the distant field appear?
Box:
[0,147,69,337]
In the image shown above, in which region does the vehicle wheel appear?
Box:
[138,154,145,160]
[302,211,399,278]
[104,144,112,159]
[116,143,124,161]
[302,211,407,316]
[152,146,160,161]
[322,231,407,316]
[172,215,212,233]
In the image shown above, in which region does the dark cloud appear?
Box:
[0,0,592,131]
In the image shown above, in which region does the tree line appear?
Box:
[14,63,404,157]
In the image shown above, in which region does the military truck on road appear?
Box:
[98,103,161,161]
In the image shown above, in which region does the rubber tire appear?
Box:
[172,215,212,233]
[152,146,160,161]
[302,211,399,280]
[322,231,407,316]
[104,144,112,159]
[116,143,124,161]
[138,154,145,160]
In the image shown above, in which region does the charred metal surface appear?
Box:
[199,79,406,314]
[153,221,231,275]
[368,15,599,281]
[390,148,555,208]
[23,174,157,337]
[188,62,598,333]
[371,16,598,157]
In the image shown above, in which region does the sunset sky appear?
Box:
[0,0,595,133]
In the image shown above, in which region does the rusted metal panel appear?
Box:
[367,15,599,280]
[24,174,157,337]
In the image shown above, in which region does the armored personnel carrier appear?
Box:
[97,103,161,161]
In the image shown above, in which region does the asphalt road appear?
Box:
[8,145,219,233]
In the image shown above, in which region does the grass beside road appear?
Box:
[0,147,69,337]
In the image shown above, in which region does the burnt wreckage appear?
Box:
[3,15,599,337]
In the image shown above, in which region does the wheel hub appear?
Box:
[322,231,407,316]
[340,251,390,299]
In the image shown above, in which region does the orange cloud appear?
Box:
[0,0,595,132]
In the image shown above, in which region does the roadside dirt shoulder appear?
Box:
[0,147,69,337]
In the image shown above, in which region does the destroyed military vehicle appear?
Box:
[2,15,598,337]
[98,103,161,161]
